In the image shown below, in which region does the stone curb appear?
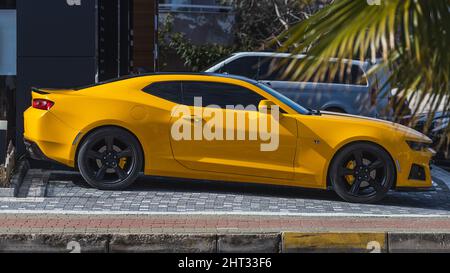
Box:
[109,234,217,253]
[17,169,50,198]
[388,233,450,253]
[0,232,449,253]
[0,234,109,253]
[217,234,281,253]
[282,232,387,253]
[0,160,29,197]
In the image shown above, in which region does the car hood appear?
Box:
[319,111,432,143]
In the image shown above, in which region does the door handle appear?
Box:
[183,116,203,123]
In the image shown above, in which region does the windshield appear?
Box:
[256,82,311,115]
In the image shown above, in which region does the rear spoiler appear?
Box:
[31,87,77,95]
[31,87,50,95]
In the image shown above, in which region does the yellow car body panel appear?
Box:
[23,74,434,190]
[169,106,298,180]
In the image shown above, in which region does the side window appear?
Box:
[258,57,293,81]
[182,81,265,110]
[304,64,368,85]
[258,58,368,85]
[220,56,259,80]
[350,65,367,85]
[142,81,183,104]
[316,65,367,85]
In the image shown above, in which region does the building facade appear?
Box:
[159,0,234,45]
[158,0,234,71]
[0,0,158,165]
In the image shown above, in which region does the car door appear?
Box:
[169,80,298,180]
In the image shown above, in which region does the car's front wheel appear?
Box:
[329,142,395,203]
[77,127,143,190]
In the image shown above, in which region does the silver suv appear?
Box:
[206,52,393,119]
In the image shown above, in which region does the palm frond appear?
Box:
[277,0,450,124]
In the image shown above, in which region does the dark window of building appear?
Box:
[0,76,15,120]
[182,81,265,109]
[143,81,183,104]
[0,1,16,9]
[0,1,16,151]
[134,0,157,73]
[220,56,259,80]
[0,9,16,77]
[258,57,368,85]
[98,0,133,81]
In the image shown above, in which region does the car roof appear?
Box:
[75,72,260,90]
[228,52,370,66]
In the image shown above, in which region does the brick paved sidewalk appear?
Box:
[0,166,449,235]
[1,167,450,253]
[1,213,450,234]
[0,166,448,216]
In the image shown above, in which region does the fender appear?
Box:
[70,120,149,169]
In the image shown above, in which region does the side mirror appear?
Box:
[258,100,277,113]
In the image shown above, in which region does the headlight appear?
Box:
[406,140,431,151]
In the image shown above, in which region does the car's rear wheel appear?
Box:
[77,127,143,190]
[329,142,395,203]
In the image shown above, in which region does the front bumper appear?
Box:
[395,147,434,189]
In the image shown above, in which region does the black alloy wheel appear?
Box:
[329,142,396,203]
[77,127,143,190]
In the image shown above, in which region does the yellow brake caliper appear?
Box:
[345,160,356,185]
[119,158,127,169]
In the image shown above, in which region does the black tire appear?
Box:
[329,142,395,203]
[77,127,143,190]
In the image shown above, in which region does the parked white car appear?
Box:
[206,52,395,119]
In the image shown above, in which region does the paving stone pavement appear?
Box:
[0,167,449,216]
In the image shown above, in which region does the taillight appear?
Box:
[32,99,54,110]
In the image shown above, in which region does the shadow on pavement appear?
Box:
[60,172,342,201]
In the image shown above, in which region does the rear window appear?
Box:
[142,81,183,104]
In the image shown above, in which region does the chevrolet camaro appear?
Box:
[24,73,434,203]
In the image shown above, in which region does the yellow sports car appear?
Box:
[24,73,434,203]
